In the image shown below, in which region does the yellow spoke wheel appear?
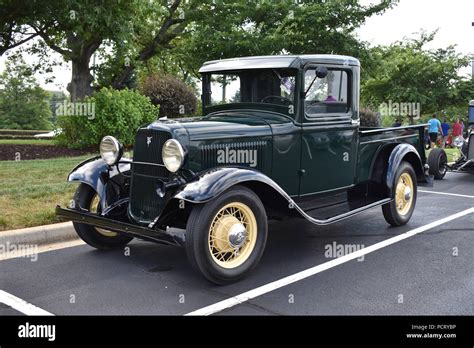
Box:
[72,184,132,250]
[185,185,268,284]
[382,162,417,227]
[90,194,118,237]
[208,202,257,269]
[395,173,414,216]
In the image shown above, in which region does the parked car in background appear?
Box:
[428,100,474,178]
[33,129,62,139]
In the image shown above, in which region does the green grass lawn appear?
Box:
[0,139,55,145]
[0,155,91,231]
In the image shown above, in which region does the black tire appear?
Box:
[185,185,268,285]
[72,183,133,249]
[382,161,417,227]
[427,148,447,180]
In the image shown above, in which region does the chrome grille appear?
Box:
[129,129,171,222]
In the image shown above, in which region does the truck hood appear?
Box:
[147,111,293,141]
[145,111,293,174]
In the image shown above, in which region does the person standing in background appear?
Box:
[427,114,442,148]
[452,118,463,138]
[441,119,450,148]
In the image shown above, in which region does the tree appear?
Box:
[362,32,470,123]
[0,0,40,55]
[1,0,187,100]
[0,57,52,130]
[147,0,396,80]
[2,0,395,100]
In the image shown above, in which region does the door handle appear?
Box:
[351,119,360,126]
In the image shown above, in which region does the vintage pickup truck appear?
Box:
[57,55,432,284]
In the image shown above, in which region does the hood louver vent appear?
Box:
[200,141,267,172]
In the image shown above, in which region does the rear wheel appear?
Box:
[427,148,447,179]
[382,161,417,226]
[185,185,268,284]
[72,183,133,249]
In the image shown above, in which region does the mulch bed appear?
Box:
[0,144,96,161]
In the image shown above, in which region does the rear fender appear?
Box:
[385,144,426,195]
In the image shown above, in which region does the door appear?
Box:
[299,66,358,195]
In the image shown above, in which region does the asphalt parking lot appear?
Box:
[1,172,473,316]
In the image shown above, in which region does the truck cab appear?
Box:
[200,55,361,196]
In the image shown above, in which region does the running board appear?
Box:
[290,198,392,226]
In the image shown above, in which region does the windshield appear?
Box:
[203,69,297,111]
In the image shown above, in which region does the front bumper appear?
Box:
[56,206,184,246]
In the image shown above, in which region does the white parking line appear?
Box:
[419,190,474,199]
[0,290,54,316]
[185,207,474,316]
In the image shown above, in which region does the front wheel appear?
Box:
[185,185,268,285]
[72,183,133,249]
[382,161,417,226]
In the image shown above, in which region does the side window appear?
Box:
[304,69,349,116]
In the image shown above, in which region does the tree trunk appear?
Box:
[68,55,94,101]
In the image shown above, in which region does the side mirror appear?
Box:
[316,66,329,79]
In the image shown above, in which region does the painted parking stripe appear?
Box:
[186,207,474,316]
[0,290,54,316]
[419,190,474,199]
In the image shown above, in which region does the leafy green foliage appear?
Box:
[2,0,162,99]
[153,0,395,80]
[0,57,52,130]
[3,0,394,99]
[139,74,197,118]
[56,87,158,148]
[361,32,471,122]
[48,90,67,126]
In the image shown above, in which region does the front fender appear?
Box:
[173,167,291,204]
[386,143,425,195]
[68,156,131,210]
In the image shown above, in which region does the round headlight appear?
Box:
[100,136,122,165]
[453,136,465,148]
[162,139,185,172]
